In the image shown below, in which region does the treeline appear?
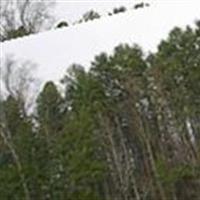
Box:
[0,21,200,200]
[59,3,150,27]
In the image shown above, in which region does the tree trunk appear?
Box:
[0,127,31,200]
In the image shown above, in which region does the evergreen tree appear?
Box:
[57,66,107,199]
[1,21,200,200]
[56,21,69,28]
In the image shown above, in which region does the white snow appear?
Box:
[1,1,200,90]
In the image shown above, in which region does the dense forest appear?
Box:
[0,21,200,200]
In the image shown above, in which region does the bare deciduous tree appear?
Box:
[0,0,55,41]
[0,55,39,113]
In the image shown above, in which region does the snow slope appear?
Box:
[1,1,200,89]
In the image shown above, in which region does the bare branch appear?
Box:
[0,0,55,41]
[0,55,39,113]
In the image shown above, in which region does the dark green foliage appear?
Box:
[81,10,101,22]
[2,96,22,134]
[58,66,107,199]
[2,26,30,41]
[56,21,69,28]
[113,6,127,14]
[0,96,34,199]
[1,21,200,199]
[134,3,150,10]
[36,81,64,133]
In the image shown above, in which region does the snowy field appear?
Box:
[1,1,200,89]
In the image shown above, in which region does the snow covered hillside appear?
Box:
[1,1,199,88]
